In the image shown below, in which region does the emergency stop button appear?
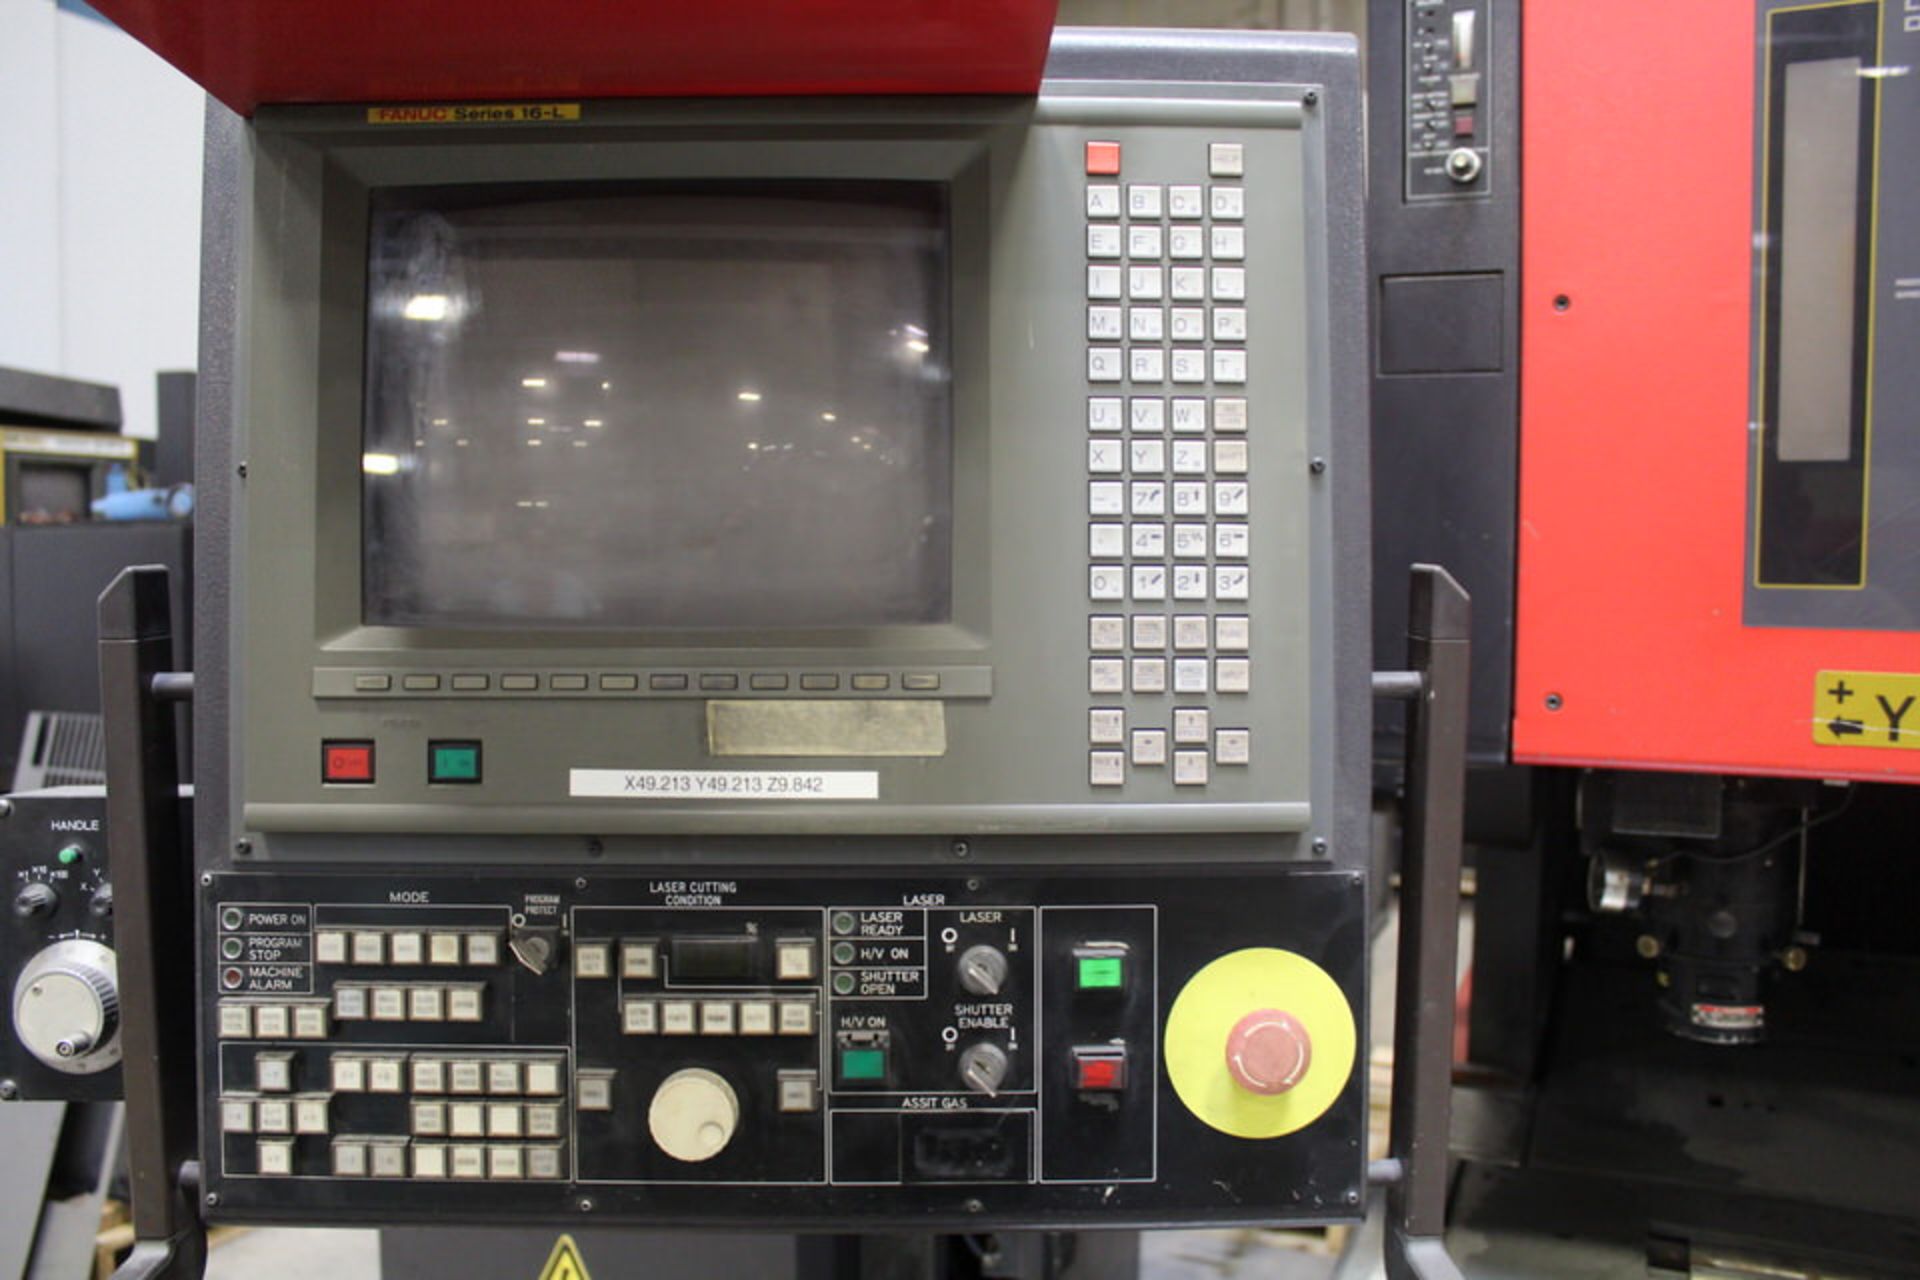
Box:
[1085,141,1122,175]
[1225,1009,1312,1095]
[322,741,374,784]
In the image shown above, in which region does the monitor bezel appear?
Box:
[308,122,994,659]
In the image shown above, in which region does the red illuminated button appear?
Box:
[322,741,375,784]
[1226,1009,1312,1095]
[1453,111,1476,137]
[1085,141,1122,175]
[1072,1046,1127,1091]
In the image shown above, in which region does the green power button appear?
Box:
[56,845,84,867]
[429,742,481,784]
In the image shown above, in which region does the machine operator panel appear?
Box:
[200,868,1363,1226]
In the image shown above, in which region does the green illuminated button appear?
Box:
[56,845,84,867]
[839,1047,886,1082]
[429,742,481,784]
[1077,955,1125,990]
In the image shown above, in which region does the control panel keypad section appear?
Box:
[1403,0,1491,198]
[1086,138,1255,792]
[198,869,1364,1227]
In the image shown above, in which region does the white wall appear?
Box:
[0,0,205,440]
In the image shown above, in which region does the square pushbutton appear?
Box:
[1085,140,1121,175]
[838,1046,887,1084]
[322,741,374,784]
[1073,1046,1129,1091]
[775,939,817,981]
[429,741,481,785]
[1075,947,1127,991]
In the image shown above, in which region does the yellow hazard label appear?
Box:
[535,1235,591,1280]
[366,103,581,125]
[1813,671,1920,749]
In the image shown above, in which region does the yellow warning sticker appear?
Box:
[366,103,581,125]
[1813,671,1920,749]
[536,1234,592,1280]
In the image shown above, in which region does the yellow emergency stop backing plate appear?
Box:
[1163,946,1356,1138]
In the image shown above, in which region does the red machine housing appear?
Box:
[1513,1,1917,783]
[83,1,1059,115]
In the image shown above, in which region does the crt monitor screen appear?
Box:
[361,182,953,631]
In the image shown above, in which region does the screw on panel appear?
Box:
[200,873,214,887]
[1545,693,1564,711]
[574,877,588,891]
[1552,294,1572,312]
[234,839,253,857]
[966,878,981,892]
[205,1192,219,1208]
[1302,90,1319,107]
[0,798,12,819]
[585,838,604,858]
[964,1198,985,1215]
[0,1080,18,1100]
[1309,457,1327,475]
[951,840,971,859]
[577,1197,595,1213]
[236,462,247,478]
[1345,1189,1360,1204]
[1312,837,1329,856]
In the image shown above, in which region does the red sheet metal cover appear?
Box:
[1513,1,1918,783]
[86,0,1060,115]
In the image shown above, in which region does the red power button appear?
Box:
[322,741,375,784]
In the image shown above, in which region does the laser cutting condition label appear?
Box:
[569,769,880,799]
[1812,671,1920,749]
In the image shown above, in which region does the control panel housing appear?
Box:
[186,29,1374,1234]
[0,788,122,1100]
[206,34,1367,844]
[199,863,1365,1227]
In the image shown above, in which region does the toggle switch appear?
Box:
[1451,8,1477,71]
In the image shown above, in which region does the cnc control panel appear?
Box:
[1404,0,1492,198]
[199,867,1364,1227]
[0,789,122,1100]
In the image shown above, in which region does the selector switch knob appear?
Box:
[509,925,561,976]
[958,1041,1010,1096]
[1225,1008,1312,1096]
[12,883,58,919]
[957,944,1009,996]
[12,939,122,1074]
[648,1068,739,1163]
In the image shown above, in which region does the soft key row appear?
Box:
[621,996,815,1036]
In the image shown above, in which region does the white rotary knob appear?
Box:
[13,939,121,1074]
[648,1068,739,1163]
